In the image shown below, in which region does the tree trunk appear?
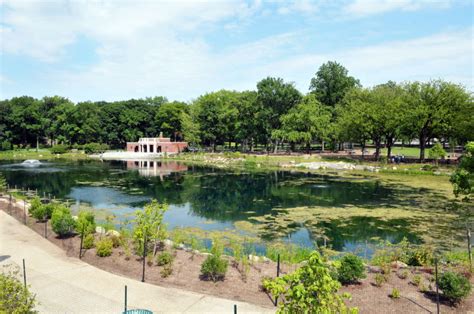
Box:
[36,136,39,153]
[386,137,393,159]
[273,139,279,154]
[374,140,381,161]
[321,140,325,152]
[306,142,311,154]
[419,134,426,162]
[212,141,216,153]
[361,142,366,159]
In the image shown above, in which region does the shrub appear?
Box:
[96,238,113,257]
[83,233,95,249]
[28,197,42,217]
[0,264,37,313]
[398,270,409,280]
[157,251,173,266]
[76,210,96,235]
[109,235,121,248]
[375,273,386,287]
[406,246,433,266]
[390,288,401,299]
[337,254,366,284]
[412,274,422,286]
[84,143,109,154]
[200,255,228,282]
[51,206,76,237]
[50,144,69,154]
[439,271,472,304]
[0,141,11,151]
[32,203,56,221]
[161,265,173,278]
[262,251,356,313]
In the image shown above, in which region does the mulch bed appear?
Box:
[2,198,473,312]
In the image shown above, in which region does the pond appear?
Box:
[0,159,457,254]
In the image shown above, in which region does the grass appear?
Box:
[0,149,89,160]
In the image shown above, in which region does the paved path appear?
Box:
[0,210,274,313]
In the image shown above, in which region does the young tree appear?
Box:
[272,94,331,153]
[309,61,360,108]
[263,251,355,313]
[256,77,302,153]
[429,142,446,164]
[133,200,169,256]
[450,142,474,199]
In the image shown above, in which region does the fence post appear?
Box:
[435,258,440,314]
[22,259,27,288]
[124,285,128,312]
[142,234,147,282]
[274,253,280,306]
[467,228,472,272]
[23,199,26,225]
[44,219,47,238]
[233,304,237,314]
[79,226,85,259]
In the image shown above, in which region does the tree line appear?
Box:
[0,61,472,161]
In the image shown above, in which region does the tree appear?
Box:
[450,142,474,199]
[155,101,188,141]
[309,61,360,108]
[263,251,355,313]
[234,91,260,152]
[257,77,302,153]
[133,199,169,256]
[272,94,331,152]
[0,264,37,313]
[194,90,239,151]
[181,109,200,146]
[402,80,471,161]
[428,142,446,164]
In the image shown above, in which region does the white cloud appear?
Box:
[277,0,319,15]
[344,0,453,18]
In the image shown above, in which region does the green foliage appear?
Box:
[31,203,53,221]
[412,274,422,286]
[0,141,11,151]
[451,142,473,198]
[156,251,173,266]
[337,254,366,284]
[428,143,446,161]
[50,144,69,154]
[161,265,173,278]
[0,264,37,313]
[262,251,356,313]
[83,143,109,154]
[133,200,168,256]
[310,61,360,107]
[83,233,95,249]
[374,273,386,287]
[200,254,229,282]
[390,288,401,299]
[96,238,113,257]
[75,210,96,235]
[266,242,312,264]
[438,271,472,303]
[51,205,76,237]
[28,197,42,217]
[0,174,5,193]
[398,270,409,280]
[406,246,433,266]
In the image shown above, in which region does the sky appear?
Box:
[0,0,472,103]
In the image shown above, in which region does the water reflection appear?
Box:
[126,160,187,178]
[0,159,430,253]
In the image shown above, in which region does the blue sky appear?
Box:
[0,0,472,102]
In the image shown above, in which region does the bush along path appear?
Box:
[0,195,473,313]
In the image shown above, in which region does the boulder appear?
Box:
[391,261,408,268]
[177,243,186,250]
[163,239,173,247]
[95,226,106,234]
[248,254,260,263]
[106,229,120,237]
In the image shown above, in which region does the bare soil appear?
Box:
[2,199,473,313]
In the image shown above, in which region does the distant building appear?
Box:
[126,135,187,154]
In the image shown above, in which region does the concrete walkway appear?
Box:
[0,210,274,313]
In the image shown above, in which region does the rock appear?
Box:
[163,239,173,247]
[262,256,271,263]
[106,229,120,237]
[248,254,260,263]
[201,252,212,257]
[391,261,408,268]
[95,226,106,234]
[193,250,200,255]
[177,243,185,250]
